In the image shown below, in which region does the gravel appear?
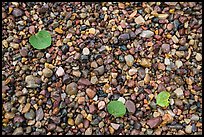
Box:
[2,2,202,135]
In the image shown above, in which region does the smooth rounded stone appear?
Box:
[22,103,31,114]
[78,78,91,86]
[89,104,96,114]
[118,33,130,41]
[174,76,185,85]
[128,67,137,76]
[29,25,35,34]
[56,67,65,77]
[3,102,12,112]
[164,58,170,65]
[158,63,165,70]
[111,123,120,130]
[2,40,8,48]
[24,109,35,120]
[161,44,170,53]
[98,101,106,110]
[138,68,145,79]
[5,112,15,119]
[191,114,199,121]
[167,23,173,30]
[36,52,44,58]
[91,76,98,84]
[42,68,53,78]
[125,55,134,67]
[158,14,169,19]
[140,30,154,38]
[10,43,19,49]
[66,82,78,95]
[89,28,96,34]
[85,127,92,135]
[174,88,184,98]
[12,127,23,135]
[91,61,98,68]
[125,100,136,113]
[36,107,44,121]
[86,88,96,99]
[75,114,83,125]
[72,70,81,77]
[80,12,87,19]
[175,60,183,68]
[78,97,85,104]
[135,15,145,24]
[63,74,71,84]
[195,53,202,61]
[140,58,151,67]
[172,35,179,43]
[82,47,90,55]
[20,48,28,57]
[185,125,192,134]
[94,65,105,75]
[147,117,162,128]
[25,75,40,88]
[68,118,74,126]
[117,97,126,104]
[48,123,56,131]
[174,99,183,106]
[61,45,69,54]
[12,8,23,17]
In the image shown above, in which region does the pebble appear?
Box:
[24,109,35,120]
[78,78,91,86]
[78,97,85,104]
[158,14,169,19]
[118,97,126,104]
[3,102,12,112]
[135,15,145,24]
[119,33,130,41]
[91,76,98,84]
[56,67,65,77]
[175,60,183,68]
[89,28,96,34]
[55,27,63,34]
[20,48,28,57]
[22,103,31,114]
[36,107,44,121]
[138,68,145,79]
[161,44,170,53]
[98,101,106,110]
[42,68,53,78]
[12,8,23,17]
[48,123,56,131]
[125,100,136,113]
[140,30,154,38]
[91,61,98,68]
[5,112,15,119]
[85,128,92,135]
[68,118,74,126]
[174,88,184,98]
[75,114,83,125]
[89,104,96,114]
[147,117,162,128]
[191,114,199,121]
[72,70,81,77]
[82,47,90,55]
[125,55,134,67]
[111,123,120,130]
[158,63,165,70]
[140,58,151,68]
[66,82,78,95]
[25,75,40,88]
[128,67,137,76]
[86,88,96,99]
[185,125,192,134]
[172,35,179,43]
[12,127,23,135]
[164,58,170,65]
[195,53,202,61]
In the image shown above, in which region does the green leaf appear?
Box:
[29,30,51,50]
[156,91,170,107]
[107,101,126,117]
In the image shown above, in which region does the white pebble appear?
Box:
[82,47,90,55]
[117,97,126,104]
